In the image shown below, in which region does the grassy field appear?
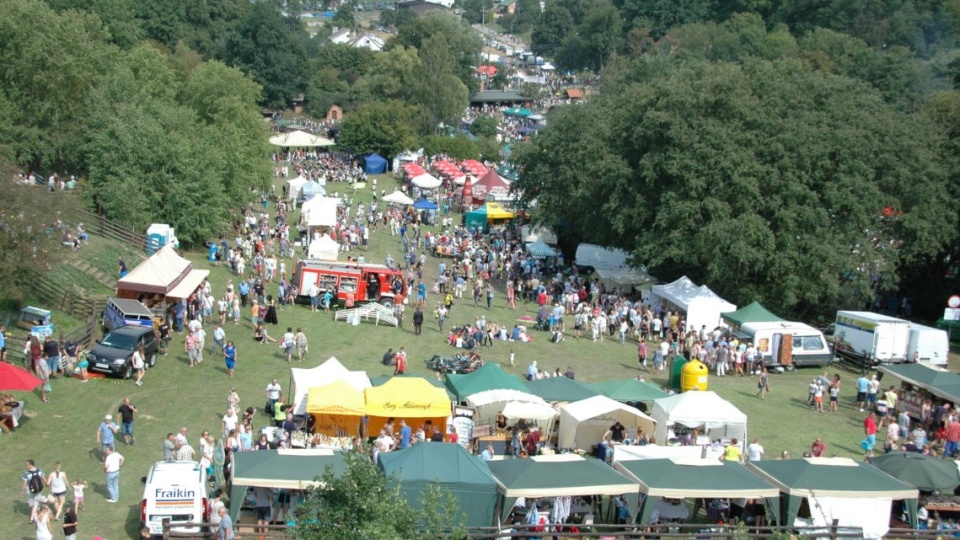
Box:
[0,172,948,539]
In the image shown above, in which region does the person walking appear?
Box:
[97,414,118,455]
[862,412,878,459]
[223,341,237,378]
[131,344,145,386]
[757,368,769,399]
[746,438,765,462]
[118,397,137,446]
[394,347,407,375]
[103,445,124,502]
[413,306,424,336]
[811,436,827,457]
[265,379,282,416]
[217,506,234,540]
[34,503,52,540]
[46,461,69,520]
[295,328,308,362]
[62,502,78,540]
[281,328,295,362]
[23,460,46,524]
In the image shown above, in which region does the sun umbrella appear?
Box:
[0,362,43,391]
[869,451,960,492]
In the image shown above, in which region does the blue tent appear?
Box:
[364,153,388,174]
[300,181,326,201]
[413,198,438,210]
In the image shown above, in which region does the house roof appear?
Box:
[566,88,583,99]
[470,90,533,104]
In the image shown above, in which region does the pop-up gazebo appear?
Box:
[615,458,781,525]
[378,443,497,528]
[445,362,528,402]
[364,377,452,435]
[228,449,347,521]
[588,379,669,403]
[748,457,919,537]
[721,301,782,328]
[305,380,366,437]
[487,455,639,521]
[364,153,388,174]
[650,391,747,444]
[558,395,656,450]
[524,377,599,402]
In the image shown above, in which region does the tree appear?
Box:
[339,100,419,157]
[413,33,469,132]
[514,58,957,317]
[616,0,712,37]
[333,2,356,30]
[0,160,57,298]
[293,451,465,540]
[531,5,574,57]
[390,11,483,92]
[469,116,498,138]
[222,1,308,108]
[45,0,146,48]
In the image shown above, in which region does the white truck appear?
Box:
[830,311,911,365]
[907,323,950,366]
[739,321,833,369]
[140,461,208,537]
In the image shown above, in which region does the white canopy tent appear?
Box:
[289,357,371,416]
[301,196,339,230]
[501,400,558,421]
[558,395,657,450]
[465,389,547,424]
[286,176,309,202]
[270,130,335,147]
[650,276,736,333]
[411,173,442,189]
[382,190,414,205]
[650,391,747,445]
[613,444,707,463]
[307,234,340,261]
[575,243,631,271]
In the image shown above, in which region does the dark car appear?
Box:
[87,326,158,379]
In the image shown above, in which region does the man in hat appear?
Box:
[526,360,538,381]
[97,415,118,455]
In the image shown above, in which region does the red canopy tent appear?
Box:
[461,160,488,177]
[471,169,511,204]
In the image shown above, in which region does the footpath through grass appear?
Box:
[0,173,901,539]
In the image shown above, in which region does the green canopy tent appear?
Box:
[614,458,781,525]
[877,364,960,404]
[377,443,498,528]
[487,455,640,521]
[588,379,669,403]
[721,301,782,328]
[525,377,599,402]
[445,362,528,402]
[228,449,348,521]
[525,240,558,259]
[748,458,919,533]
[370,374,456,400]
[504,107,533,118]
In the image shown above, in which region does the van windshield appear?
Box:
[101,333,138,350]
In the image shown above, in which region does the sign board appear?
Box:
[31,324,55,337]
[451,406,475,449]
[945,308,960,322]
[472,423,494,438]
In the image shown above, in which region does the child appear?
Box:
[71,479,87,511]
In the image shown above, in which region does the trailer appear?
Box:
[739,321,833,370]
[829,311,911,366]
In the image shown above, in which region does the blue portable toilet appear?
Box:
[208,243,218,262]
[146,224,178,254]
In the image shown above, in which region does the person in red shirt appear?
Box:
[394,348,407,375]
[811,437,827,457]
[863,412,878,458]
[945,419,960,458]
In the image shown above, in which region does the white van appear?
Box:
[740,321,834,369]
[141,461,208,536]
[907,323,949,366]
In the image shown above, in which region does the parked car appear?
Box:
[87,326,158,379]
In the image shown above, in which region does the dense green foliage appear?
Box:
[293,451,465,540]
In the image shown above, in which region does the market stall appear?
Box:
[290,357,371,416]
[466,388,548,425]
[445,363,529,402]
[558,396,657,450]
[650,391,747,445]
[369,375,456,400]
[615,458,781,526]
[115,244,209,304]
[364,377,452,435]
[464,203,515,232]
[306,380,366,437]
[470,169,511,204]
[228,449,347,521]
[525,377,599,403]
[587,379,669,404]
[876,363,960,420]
[286,176,309,202]
[721,301,782,329]
[650,277,736,334]
[364,153,388,174]
[378,443,498,528]
[307,234,340,261]
[487,454,639,521]
[748,457,919,537]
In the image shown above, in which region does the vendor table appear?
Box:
[653,499,690,522]
[0,401,24,430]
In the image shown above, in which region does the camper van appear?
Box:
[140,461,208,536]
[739,321,834,369]
[103,298,155,332]
[907,323,950,366]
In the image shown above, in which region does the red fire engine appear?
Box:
[293,260,406,308]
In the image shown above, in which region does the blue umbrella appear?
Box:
[413,199,438,210]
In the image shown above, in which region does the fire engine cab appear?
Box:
[293,260,406,308]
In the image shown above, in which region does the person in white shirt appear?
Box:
[265,379,282,416]
[102,446,124,502]
[221,409,238,439]
[746,438,765,462]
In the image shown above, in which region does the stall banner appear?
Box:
[451,406,475,449]
[31,324,54,337]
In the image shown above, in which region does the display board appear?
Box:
[451,406,475,449]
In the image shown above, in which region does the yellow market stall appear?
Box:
[364,378,452,437]
[465,202,516,232]
[306,380,366,437]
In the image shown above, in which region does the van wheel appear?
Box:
[148,353,156,368]
[121,364,133,380]
[380,298,395,310]
[785,364,796,372]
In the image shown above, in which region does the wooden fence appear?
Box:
[69,208,147,251]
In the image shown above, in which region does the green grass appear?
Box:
[0,172,950,539]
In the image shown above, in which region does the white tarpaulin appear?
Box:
[382,190,414,205]
[650,276,736,333]
[575,244,630,271]
[558,395,656,450]
[301,196,339,228]
[613,444,705,463]
[501,400,557,421]
[650,391,747,445]
[290,357,371,416]
[308,234,340,261]
[802,497,892,540]
[466,389,546,424]
[286,176,309,201]
[270,130,335,147]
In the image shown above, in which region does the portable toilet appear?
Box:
[146,224,177,254]
[669,356,688,391]
[681,360,709,392]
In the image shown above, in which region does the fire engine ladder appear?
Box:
[334,302,398,327]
